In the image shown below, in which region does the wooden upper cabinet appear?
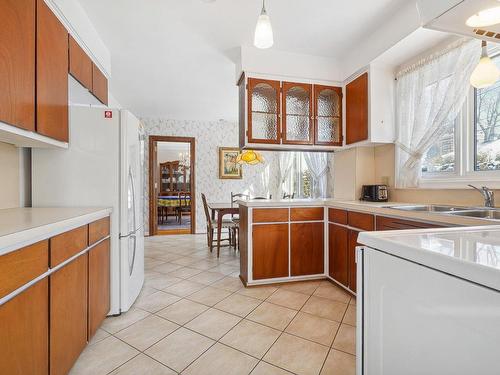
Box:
[314,85,342,146]
[282,82,313,145]
[0,280,48,375]
[248,78,281,144]
[346,72,368,145]
[69,35,92,90]
[36,0,68,142]
[252,223,289,280]
[92,63,108,105]
[0,0,36,131]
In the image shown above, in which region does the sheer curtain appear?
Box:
[304,152,328,198]
[278,152,294,199]
[396,38,481,188]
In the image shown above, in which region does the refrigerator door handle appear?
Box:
[129,234,137,275]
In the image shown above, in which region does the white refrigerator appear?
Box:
[32,106,145,315]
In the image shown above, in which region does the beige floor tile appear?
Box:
[157,299,209,325]
[264,333,329,375]
[170,256,199,266]
[69,336,139,375]
[349,297,356,306]
[247,302,297,330]
[145,327,214,373]
[238,286,278,300]
[187,286,232,306]
[145,258,165,270]
[182,343,258,375]
[221,319,281,359]
[88,328,110,346]
[215,293,261,317]
[266,289,310,310]
[139,285,161,298]
[189,259,219,270]
[154,253,185,262]
[320,349,356,375]
[188,271,227,285]
[285,312,340,346]
[144,274,183,290]
[301,296,348,322]
[332,324,356,355]
[212,276,244,292]
[115,315,179,351]
[280,280,321,295]
[343,305,356,326]
[109,354,176,375]
[163,280,206,297]
[210,264,239,275]
[313,283,351,304]
[101,308,150,334]
[251,362,294,375]
[185,308,241,340]
[167,267,203,279]
[152,262,184,274]
[134,290,181,313]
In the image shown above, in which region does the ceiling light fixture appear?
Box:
[466,6,500,27]
[236,150,265,165]
[470,41,500,89]
[254,0,273,49]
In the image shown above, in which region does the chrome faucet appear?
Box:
[468,185,495,208]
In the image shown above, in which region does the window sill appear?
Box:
[417,177,500,189]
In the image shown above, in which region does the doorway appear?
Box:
[149,136,195,235]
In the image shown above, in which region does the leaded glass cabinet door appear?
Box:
[314,85,343,146]
[282,82,313,145]
[248,78,281,144]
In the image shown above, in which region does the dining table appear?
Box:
[208,202,239,255]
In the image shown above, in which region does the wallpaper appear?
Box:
[141,118,280,234]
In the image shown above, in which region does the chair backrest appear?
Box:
[283,192,295,199]
[252,194,272,200]
[201,193,212,225]
[231,192,249,208]
[179,191,191,208]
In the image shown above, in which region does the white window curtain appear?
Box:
[396,38,481,188]
[304,152,328,198]
[278,151,294,199]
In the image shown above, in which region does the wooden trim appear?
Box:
[328,208,347,224]
[290,207,324,221]
[148,135,196,236]
[313,85,343,146]
[247,78,281,144]
[253,208,289,223]
[282,82,313,145]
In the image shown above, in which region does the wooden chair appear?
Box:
[201,193,236,255]
[176,192,191,224]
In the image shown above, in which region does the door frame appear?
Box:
[149,135,196,236]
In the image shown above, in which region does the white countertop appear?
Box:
[0,207,112,255]
[358,226,500,291]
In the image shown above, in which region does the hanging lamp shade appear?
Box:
[470,41,500,89]
[254,0,273,49]
[466,6,500,28]
[236,150,265,165]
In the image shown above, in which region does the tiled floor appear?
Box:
[71,234,356,375]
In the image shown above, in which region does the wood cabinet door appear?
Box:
[36,0,68,142]
[50,254,88,375]
[92,63,108,105]
[348,230,359,293]
[0,0,36,131]
[248,78,281,144]
[291,222,324,276]
[69,35,92,90]
[282,82,313,145]
[252,224,289,280]
[0,279,48,375]
[346,72,368,145]
[328,223,348,287]
[88,239,110,339]
[314,85,342,146]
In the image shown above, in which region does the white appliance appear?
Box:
[356,246,500,375]
[32,106,145,315]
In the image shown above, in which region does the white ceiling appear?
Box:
[80,0,417,121]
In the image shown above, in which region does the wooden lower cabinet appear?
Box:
[329,223,349,287]
[252,224,289,280]
[88,239,110,339]
[291,222,324,276]
[50,254,88,375]
[0,280,48,375]
[348,230,359,293]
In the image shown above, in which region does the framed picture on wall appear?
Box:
[219,147,242,179]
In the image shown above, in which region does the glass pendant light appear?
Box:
[466,6,500,27]
[236,150,265,165]
[254,0,273,49]
[470,41,500,89]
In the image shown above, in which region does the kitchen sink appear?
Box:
[446,210,500,220]
[388,205,469,212]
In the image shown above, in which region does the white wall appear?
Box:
[0,142,20,209]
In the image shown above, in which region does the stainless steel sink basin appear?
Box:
[446,210,500,220]
[388,205,469,212]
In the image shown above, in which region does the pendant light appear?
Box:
[254,0,273,49]
[466,6,500,27]
[236,150,265,165]
[470,41,500,89]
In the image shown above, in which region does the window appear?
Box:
[282,152,312,198]
[420,52,500,186]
